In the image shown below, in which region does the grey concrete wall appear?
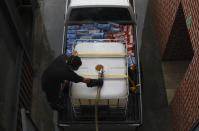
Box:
[38,0,66,58]
[31,0,67,130]
[0,5,24,131]
[134,0,149,50]
[0,1,56,131]
[31,7,56,131]
[0,40,21,131]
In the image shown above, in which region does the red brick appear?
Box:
[152,0,199,130]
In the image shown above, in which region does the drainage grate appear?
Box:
[17,53,33,131]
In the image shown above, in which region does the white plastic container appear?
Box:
[71,42,129,108]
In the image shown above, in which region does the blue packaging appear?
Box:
[96,24,110,29]
[66,48,73,53]
[66,48,73,56]
[133,57,136,65]
[81,26,96,30]
[80,35,92,39]
[67,47,72,51]
[66,42,77,49]
[76,29,89,36]
[92,32,104,39]
[68,43,77,49]
[66,52,72,56]
[67,30,76,34]
[110,27,121,32]
[67,34,76,39]
[67,38,76,41]
[127,55,133,67]
[67,38,76,44]
[89,27,97,30]
[68,25,80,30]
[76,39,90,43]
[94,22,98,27]
[67,43,73,48]
[89,29,101,34]
[67,41,73,46]
[67,46,73,50]
[76,35,81,39]
[109,21,120,28]
[66,46,72,50]
[67,42,73,47]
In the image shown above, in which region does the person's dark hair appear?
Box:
[67,55,82,70]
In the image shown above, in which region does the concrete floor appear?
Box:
[138,0,171,130]
[162,61,190,104]
[36,0,171,130]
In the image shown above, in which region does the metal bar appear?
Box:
[78,53,127,56]
[21,68,33,91]
[19,94,30,110]
[124,32,129,116]
[76,39,127,41]
[20,77,32,104]
[58,121,141,126]
[82,77,127,80]
[79,55,126,58]
[20,78,32,102]
[80,75,128,78]
[103,77,128,80]
[134,16,143,125]
[23,60,33,76]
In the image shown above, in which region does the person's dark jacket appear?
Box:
[41,54,83,104]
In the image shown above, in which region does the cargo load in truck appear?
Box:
[59,0,142,127]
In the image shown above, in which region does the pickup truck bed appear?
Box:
[58,0,142,127]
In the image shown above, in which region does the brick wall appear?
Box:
[170,50,199,131]
[162,3,194,61]
[151,0,199,130]
[151,0,180,55]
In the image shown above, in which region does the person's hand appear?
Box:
[72,51,78,56]
[86,79,104,88]
[83,78,90,84]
